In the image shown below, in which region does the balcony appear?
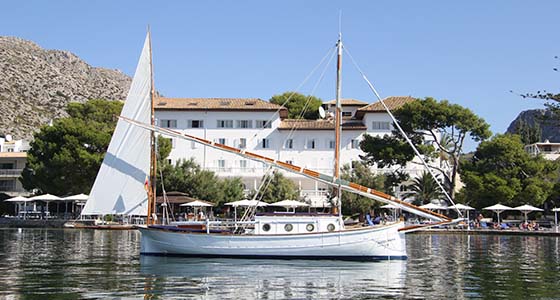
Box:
[0,169,23,178]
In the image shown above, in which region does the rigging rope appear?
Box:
[343,46,462,218]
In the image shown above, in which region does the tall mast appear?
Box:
[148,28,157,225]
[334,34,343,217]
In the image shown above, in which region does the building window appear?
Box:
[371,121,390,130]
[329,140,335,149]
[285,139,293,149]
[240,160,248,170]
[342,111,352,117]
[236,120,253,128]
[160,119,177,128]
[256,120,272,128]
[217,120,233,128]
[262,139,270,149]
[218,159,226,170]
[239,138,247,149]
[351,139,360,149]
[307,139,316,149]
[285,160,293,165]
[218,138,226,145]
[187,120,204,128]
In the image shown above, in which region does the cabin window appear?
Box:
[217,120,233,128]
[256,120,272,128]
[284,224,293,232]
[306,224,315,232]
[237,120,253,128]
[327,224,335,232]
[160,119,177,128]
[187,120,204,128]
[371,121,390,130]
[262,223,271,232]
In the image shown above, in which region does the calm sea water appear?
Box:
[0,229,558,299]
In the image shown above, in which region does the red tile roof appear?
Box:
[325,98,368,106]
[278,119,367,131]
[355,96,415,118]
[155,98,289,118]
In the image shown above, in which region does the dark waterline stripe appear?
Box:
[140,252,408,262]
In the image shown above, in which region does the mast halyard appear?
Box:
[148,28,157,225]
[334,34,343,218]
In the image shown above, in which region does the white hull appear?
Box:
[139,222,407,260]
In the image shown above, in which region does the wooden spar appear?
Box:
[148,28,157,225]
[118,115,451,222]
[333,35,343,217]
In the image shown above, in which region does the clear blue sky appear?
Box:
[2,1,559,151]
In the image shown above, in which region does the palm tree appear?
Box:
[402,171,444,206]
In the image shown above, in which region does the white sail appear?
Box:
[81,33,152,216]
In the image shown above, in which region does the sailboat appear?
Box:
[86,31,456,260]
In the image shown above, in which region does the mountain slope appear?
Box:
[506,109,560,142]
[0,36,131,139]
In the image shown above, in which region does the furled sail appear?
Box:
[81,33,152,216]
[120,116,451,222]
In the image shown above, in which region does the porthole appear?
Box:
[306,224,315,232]
[327,224,335,232]
[262,223,271,232]
[284,224,293,232]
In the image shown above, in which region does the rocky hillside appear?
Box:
[506,109,560,142]
[0,36,131,139]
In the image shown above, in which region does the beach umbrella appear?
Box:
[552,208,560,232]
[4,196,30,216]
[29,194,63,218]
[225,199,268,223]
[483,204,512,224]
[270,200,308,211]
[513,204,543,221]
[450,204,475,230]
[63,194,89,216]
[179,200,214,207]
[419,203,447,210]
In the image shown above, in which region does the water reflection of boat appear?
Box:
[139,256,407,299]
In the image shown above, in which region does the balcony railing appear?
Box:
[0,169,23,177]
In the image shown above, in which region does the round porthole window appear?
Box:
[306,224,315,232]
[327,224,335,232]
[284,224,293,232]
[262,223,271,232]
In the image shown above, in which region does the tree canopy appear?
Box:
[269,91,323,119]
[360,97,492,199]
[460,134,559,209]
[251,170,299,203]
[401,171,445,206]
[339,162,386,215]
[159,158,245,208]
[20,99,123,195]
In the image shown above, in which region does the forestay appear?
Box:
[81,33,152,216]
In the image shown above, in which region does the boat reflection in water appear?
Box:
[140,256,407,299]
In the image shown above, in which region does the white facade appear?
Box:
[0,136,30,196]
[525,140,560,160]
[155,98,431,206]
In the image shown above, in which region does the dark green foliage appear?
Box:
[269,92,323,119]
[156,135,172,164]
[340,162,386,215]
[513,119,541,144]
[159,159,244,207]
[401,171,445,205]
[460,134,559,208]
[360,97,491,198]
[253,170,299,203]
[20,99,123,195]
